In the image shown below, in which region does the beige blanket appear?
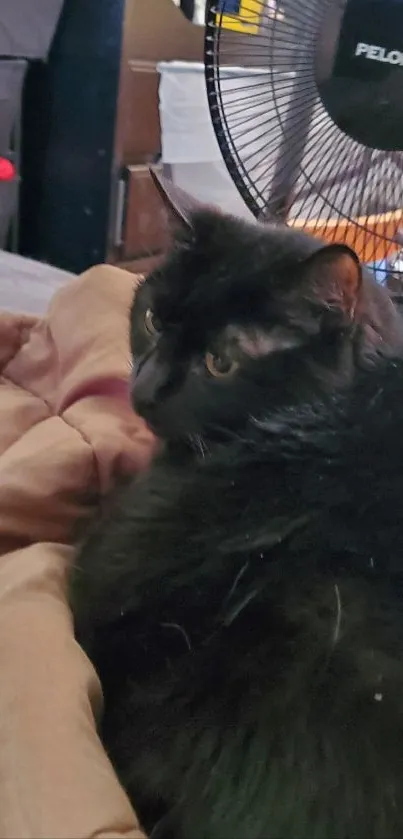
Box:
[0,264,158,838]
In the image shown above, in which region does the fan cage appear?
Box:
[204,0,403,282]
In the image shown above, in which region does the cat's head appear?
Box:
[130,172,400,445]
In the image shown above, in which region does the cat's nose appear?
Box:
[134,396,156,423]
[131,362,158,420]
[131,352,169,427]
[131,382,156,419]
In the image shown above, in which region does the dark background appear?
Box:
[20,0,125,274]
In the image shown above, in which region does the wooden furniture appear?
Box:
[108,0,204,273]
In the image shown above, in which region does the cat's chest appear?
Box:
[91,585,223,697]
[90,558,270,704]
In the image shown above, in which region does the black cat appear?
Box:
[71,174,403,839]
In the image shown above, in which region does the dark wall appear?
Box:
[20,0,125,273]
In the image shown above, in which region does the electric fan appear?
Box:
[204,0,403,283]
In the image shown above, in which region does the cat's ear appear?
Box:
[149,167,205,232]
[302,243,362,320]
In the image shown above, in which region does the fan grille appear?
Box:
[205,0,403,273]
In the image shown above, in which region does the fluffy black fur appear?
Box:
[72,205,403,838]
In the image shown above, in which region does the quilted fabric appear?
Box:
[0,264,157,838]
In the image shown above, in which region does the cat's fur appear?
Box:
[71,183,403,838]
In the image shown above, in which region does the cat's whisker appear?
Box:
[188,433,209,459]
[223,562,249,607]
[223,589,259,627]
[200,435,209,458]
[160,622,192,652]
[332,583,342,646]
[188,434,200,456]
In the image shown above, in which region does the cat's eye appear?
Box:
[144,308,161,336]
[205,351,239,378]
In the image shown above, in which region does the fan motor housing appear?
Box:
[316,0,403,150]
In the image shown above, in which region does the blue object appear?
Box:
[218,0,241,12]
[366,259,389,285]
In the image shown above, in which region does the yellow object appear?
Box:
[217,0,263,35]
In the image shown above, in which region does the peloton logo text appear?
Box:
[355,42,403,65]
